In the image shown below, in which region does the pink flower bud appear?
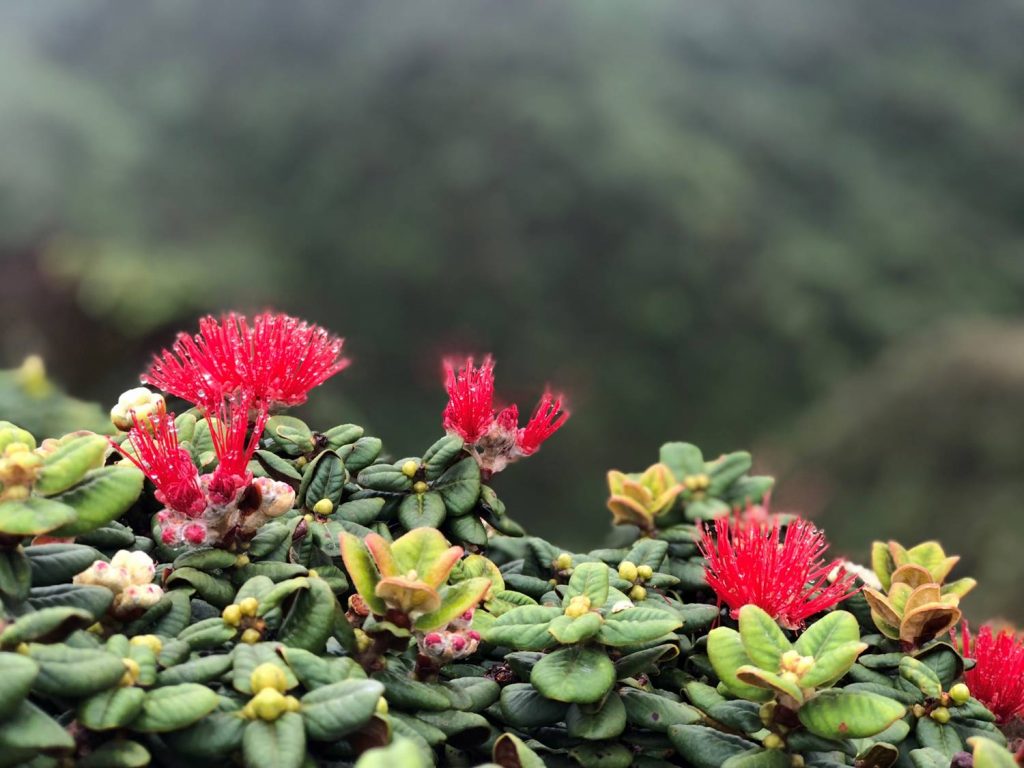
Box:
[183,523,207,545]
[450,635,467,652]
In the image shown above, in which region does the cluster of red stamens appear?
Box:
[955,623,1024,724]
[698,513,858,630]
[442,356,569,475]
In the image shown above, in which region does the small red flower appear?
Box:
[698,514,857,630]
[205,398,268,506]
[955,623,1024,724]
[114,408,205,518]
[442,357,497,444]
[144,311,349,410]
[441,356,569,474]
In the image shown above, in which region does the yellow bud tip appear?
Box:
[234,554,250,567]
[629,585,647,602]
[251,688,288,721]
[312,498,334,516]
[354,628,372,653]
[238,597,259,617]
[413,481,429,494]
[285,695,301,713]
[129,635,163,655]
[250,663,289,694]
[555,553,573,571]
[636,565,654,581]
[949,683,970,705]
[303,513,314,522]
[15,643,30,655]
[241,628,261,645]
[401,460,419,478]
[617,561,638,582]
[375,697,389,715]
[763,733,785,750]
[222,604,242,626]
[308,569,319,578]
[931,706,951,724]
[564,595,592,618]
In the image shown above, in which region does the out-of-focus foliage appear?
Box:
[2,1,1024,614]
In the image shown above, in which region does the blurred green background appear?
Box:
[3,0,1024,620]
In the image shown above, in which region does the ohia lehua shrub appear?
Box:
[0,311,1020,768]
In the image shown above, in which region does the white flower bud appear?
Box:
[110,388,165,432]
[109,550,157,585]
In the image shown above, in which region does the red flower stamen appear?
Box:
[143,311,348,410]
[442,357,496,444]
[205,398,268,505]
[698,514,857,630]
[956,623,1024,724]
[516,391,569,456]
[113,408,205,518]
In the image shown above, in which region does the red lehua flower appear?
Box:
[144,312,349,411]
[205,398,268,506]
[442,357,497,444]
[955,623,1024,724]
[243,312,350,408]
[698,514,857,630]
[516,391,569,456]
[113,408,205,517]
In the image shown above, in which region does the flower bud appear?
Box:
[565,595,592,618]
[182,522,208,546]
[120,658,141,687]
[949,683,970,705]
[636,565,654,581]
[412,481,429,494]
[130,635,163,655]
[250,688,288,721]
[618,561,638,582]
[222,604,242,626]
[241,628,261,644]
[253,477,296,518]
[110,387,165,432]
[238,597,260,617]
[285,695,301,713]
[110,550,156,586]
[312,498,334,516]
[930,706,951,724]
[401,460,419,478]
[235,554,250,567]
[375,697,389,715]
[763,733,784,750]
[629,585,647,602]
[555,553,573,571]
[112,584,164,618]
[251,663,289,694]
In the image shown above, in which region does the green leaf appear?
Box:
[434,457,481,516]
[130,683,220,733]
[659,442,704,477]
[795,610,860,659]
[398,491,446,530]
[336,436,382,473]
[356,738,432,768]
[722,749,792,768]
[446,512,488,546]
[28,644,126,697]
[243,712,307,768]
[0,652,38,719]
[301,450,346,509]
[265,416,314,456]
[163,707,246,758]
[375,669,452,711]
[668,724,756,768]
[735,665,805,703]
[531,646,615,703]
[900,656,943,699]
[173,547,238,571]
[798,640,866,688]
[706,627,772,702]
[444,676,499,713]
[0,606,96,646]
[0,497,77,536]
[157,653,233,685]
[335,498,386,525]
[499,683,569,727]
[77,687,146,730]
[339,533,385,614]
[300,679,384,740]
[620,688,701,731]
[26,544,103,586]
[413,577,491,632]
[738,604,792,670]
[706,451,753,495]
[48,466,144,536]
[34,433,109,495]
[483,605,561,650]
[277,577,337,652]
[916,716,963,757]
[798,690,906,739]
[166,567,235,608]
[565,562,610,607]
[78,739,151,768]
[0,546,31,602]
[422,435,465,480]
[566,693,627,740]
[0,700,74,752]
[548,612,603,644]
[972,737,1020,768]
[255,449,302,481]
[231,644,299,695]
[357,464,413,493]
[597,607,682,647]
